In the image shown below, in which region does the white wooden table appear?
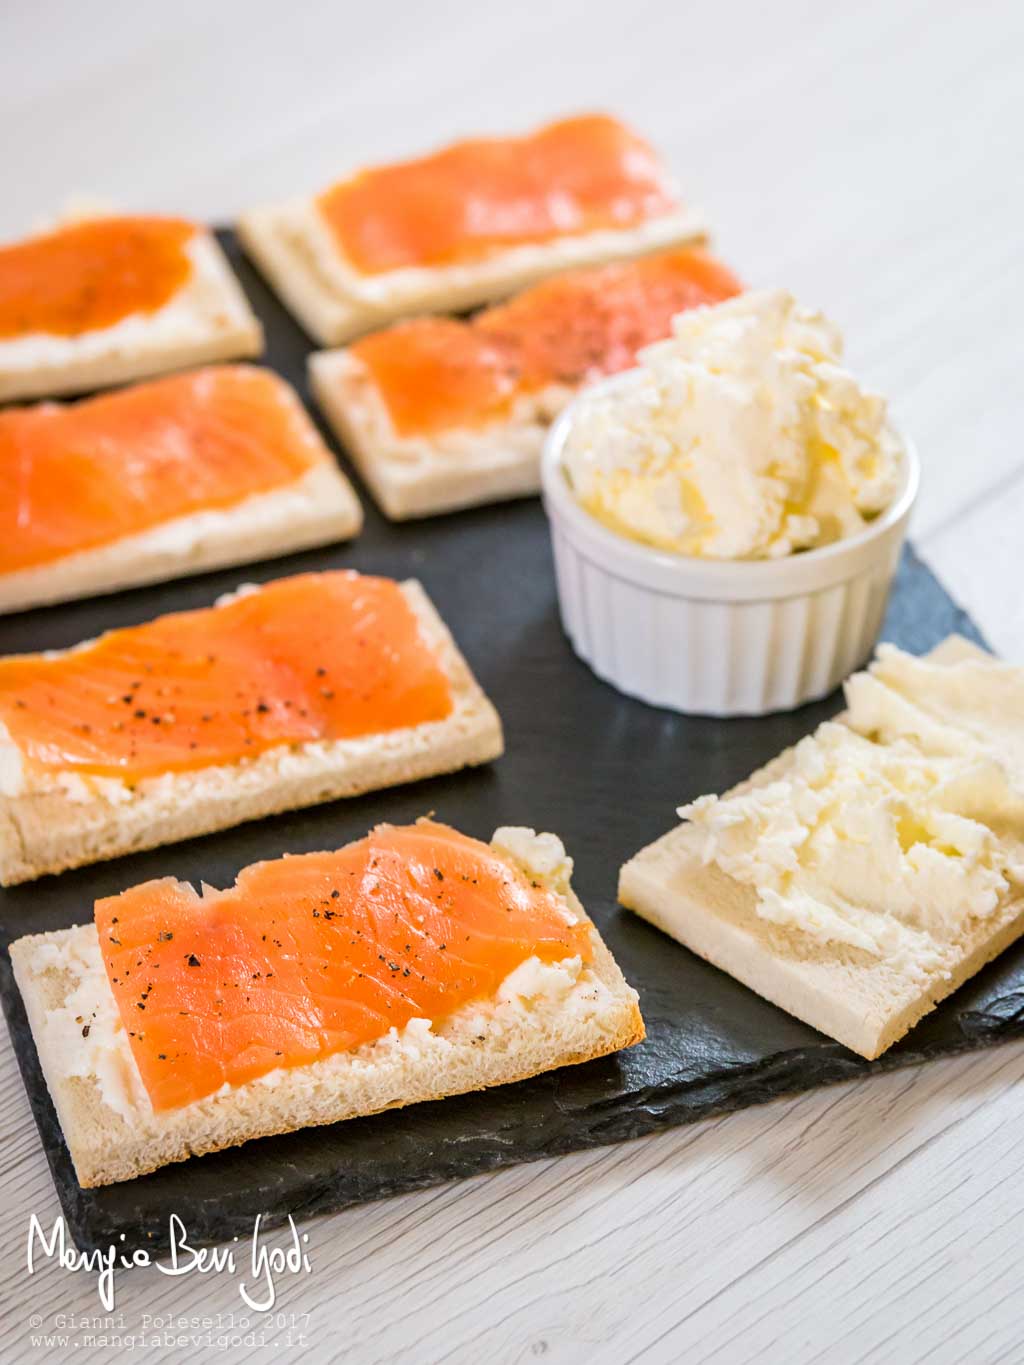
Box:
[2,2,1023,1360]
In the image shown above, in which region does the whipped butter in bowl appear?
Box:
[541,289,919,715]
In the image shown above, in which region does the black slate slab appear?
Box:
[1,233,1016,1257]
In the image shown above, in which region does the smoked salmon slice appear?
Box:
[96,821,594,1110]
[0,572,453,781]
[0,216,197,340]
[347,248,743,436]
[0,365,343,576]
[316,114,679,275]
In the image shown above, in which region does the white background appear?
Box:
[2,1,1024,1360]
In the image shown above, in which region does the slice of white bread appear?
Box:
[0,461,363,615]
[0,581,502,885]
[309,348,564,519]
[0,227,263,404]
[619,637,1024,1060]
[239,202,707,347]
[10,827,645,1187]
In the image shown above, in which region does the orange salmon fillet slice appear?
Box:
[0,572,453,780]
[349,247,742,436]
[0,365,329,574]
[96,820,593,1110]
[0,216,196,340]
[317,114,679,275]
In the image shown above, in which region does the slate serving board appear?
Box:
[2,233,1019,1257]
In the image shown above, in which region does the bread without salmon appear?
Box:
[0,582,502,885]
[10,829,644,1187]
[0,460,363,616]
[0,230,263,404]
[309,348,567,519]
[238,201,708,347]
[619,636,1024,1061]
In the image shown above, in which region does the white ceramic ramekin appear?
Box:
[541,379,920,717]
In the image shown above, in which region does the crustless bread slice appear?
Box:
[620,637,1024,1060]
[0,582,502,885]
[10,829,644,1187]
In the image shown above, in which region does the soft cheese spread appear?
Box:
[561,289,903,559]
[678,646,1024,971]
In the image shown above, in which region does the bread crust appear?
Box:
[0,233,263,403]
[309,349,560,520]
[0,461,363,615]
[10,834,644,1187]
[0,581,503,884]
[239,201,707,346]
[619,637,1023,1060]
